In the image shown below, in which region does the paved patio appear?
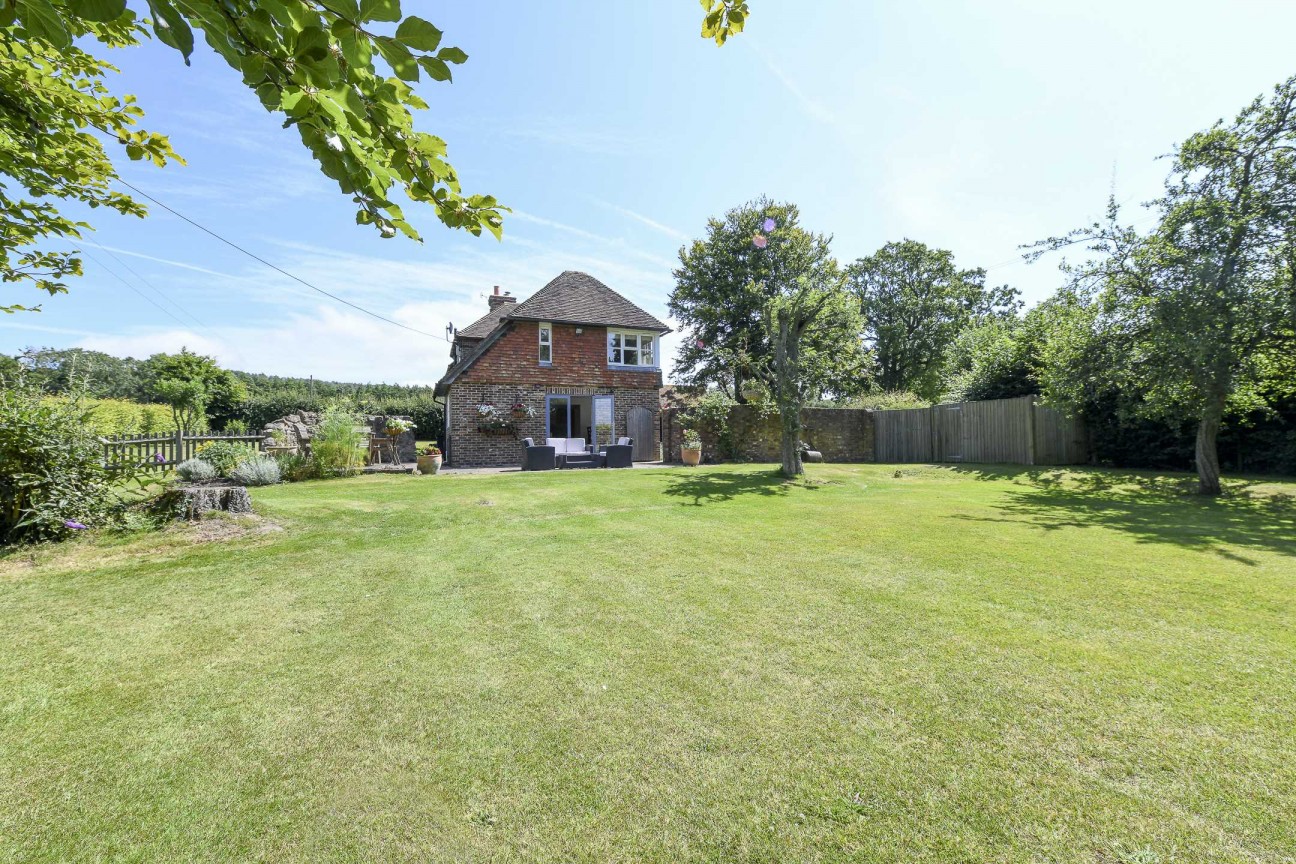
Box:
[439,461,675,476]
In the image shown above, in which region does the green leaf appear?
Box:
[293,25,331,62]
[417,56,451,83]
[375,37,419,81]
[359,0,401,23]
[147,0,195,61]
[332,20,372,68]
[436,46,467,64]
[394,16,442,52]
[67,0,128,22]
[322,0,360,17]
[21,0,71,49]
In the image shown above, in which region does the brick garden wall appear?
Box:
[661,405,875,464]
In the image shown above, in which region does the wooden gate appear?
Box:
[626,407,654,461]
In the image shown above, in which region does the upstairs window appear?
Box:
[538,323,552,364]
[607,330,655,368]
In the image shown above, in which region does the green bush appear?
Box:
[312,406,366,476]
[70,398,179,437]
[195,440,258,477]
[815,390,931,411]
[1,384,134,543]
[229,457,281,486]
[274,451,316,482]
[221,418,250,435]
[175,458,218,483]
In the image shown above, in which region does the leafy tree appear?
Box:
[150,377,207,433]
[765,276,853,477]
[144,349,245,428]
[0,354,19,382]
[943,301,1062,402]
[848,240,1021,402]
[2,1,745,312]
[15,347,146,397]
[669,198,868,403]
[1030,76,1296,495]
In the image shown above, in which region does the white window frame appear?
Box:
[538,322,552,365]
[607,329,656,369]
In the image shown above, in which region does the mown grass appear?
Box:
[2,464,1293,863]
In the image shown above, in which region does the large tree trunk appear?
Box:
[774,313,803,477]
[1195,400,1224,496]
[779,398,802,477]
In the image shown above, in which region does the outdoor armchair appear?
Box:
[521,437,556,471]
[601,436,633,469]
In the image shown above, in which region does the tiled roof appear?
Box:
[506,271,670,332]
[456,300,515,339]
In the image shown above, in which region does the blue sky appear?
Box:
[5,0,1296,384]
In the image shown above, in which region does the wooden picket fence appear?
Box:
[100,431,264,472]
[874,395,1087,466]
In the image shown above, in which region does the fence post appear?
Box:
[175,428,184,465]
[1026,397,1037,466]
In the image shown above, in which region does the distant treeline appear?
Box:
[4,347,444,443]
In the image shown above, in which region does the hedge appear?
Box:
[62,398,187,437]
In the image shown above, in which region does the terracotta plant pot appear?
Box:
[681,445,702,466]
[417,454,443,474]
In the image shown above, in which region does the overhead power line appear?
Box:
[80,248,196,331]
[115,178,452,344]
[85,239,210,332]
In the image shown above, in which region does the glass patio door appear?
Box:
[546,396,570,439]
[591,395,614,450]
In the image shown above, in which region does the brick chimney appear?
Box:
[487,284,516,310]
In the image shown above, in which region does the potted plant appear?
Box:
[416,444,443,474]
[510,401,535,420]
[384,416,415,438]
[681,430,703,466]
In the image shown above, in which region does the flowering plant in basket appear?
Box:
[383,417,415,436]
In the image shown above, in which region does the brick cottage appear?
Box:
[434,271,671,468]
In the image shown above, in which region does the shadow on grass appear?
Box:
[662,467,827,506]
[939,465,1296,563]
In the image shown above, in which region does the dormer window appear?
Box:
[538,323,552,364]
[607,330,655,368]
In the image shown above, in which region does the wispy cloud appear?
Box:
[593,199,691,243]
[451,115,658,156]
[747,40,844,129]
[94,245,240,280]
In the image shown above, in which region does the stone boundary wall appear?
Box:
[660,406,875,464]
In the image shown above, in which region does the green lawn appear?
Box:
[2,464,1294,863]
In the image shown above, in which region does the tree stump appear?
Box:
[160,484,253,520]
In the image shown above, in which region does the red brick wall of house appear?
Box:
[446,321,664,467]
[459,322,662,390]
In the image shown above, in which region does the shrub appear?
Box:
[229,457,281,486]
[817,390,931,411]
[175,458,219,482]
[195,440,258,477]
[68,397,178,437]
[0,383,134,544]
[312,406,367,476]
[221,418,250,435]
[274,451,316,482]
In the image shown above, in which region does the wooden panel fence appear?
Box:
[100,432,264,472]
[874,396,1087,466]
